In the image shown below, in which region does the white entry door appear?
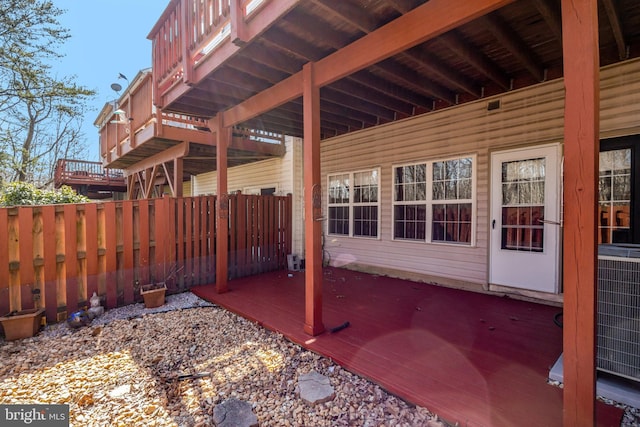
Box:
[489,144,561,293]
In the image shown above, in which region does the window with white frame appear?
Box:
[393,156,474,244]
[328,169,379,237]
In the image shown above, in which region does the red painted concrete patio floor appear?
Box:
[192,267,622,427]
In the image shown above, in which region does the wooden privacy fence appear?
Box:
[0,194,292,323]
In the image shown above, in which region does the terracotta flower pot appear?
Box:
[140,283,167,308]
[0,308,45,341]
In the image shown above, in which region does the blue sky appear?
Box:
[53,1,170,160]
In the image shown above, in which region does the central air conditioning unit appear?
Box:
[597,244,640,382]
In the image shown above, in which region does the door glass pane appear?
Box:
[500,158,545,252]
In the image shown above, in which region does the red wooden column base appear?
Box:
[303,62,325,336]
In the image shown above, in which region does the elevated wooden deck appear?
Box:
[192,267,623,427]
[53,159,126,197]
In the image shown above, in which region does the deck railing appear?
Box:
[151,0,269,103]
[0,194,291,324]
[99,72,211,163]
[54,159,125,189]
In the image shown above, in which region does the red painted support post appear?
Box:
[303,62,325,336]
[561,0,599,425]
[215,115,229,293]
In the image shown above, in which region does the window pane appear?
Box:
[394,204,426,240]
[328,206,349,235]
[328,174,349,204]
[354,206,378,237]
[459,179,472,199]
[433,182,445,200]
[433,161,444,180]
[432,203,471,244]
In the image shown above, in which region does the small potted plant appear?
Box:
[139,264,182,308]
[0,289,45,341]
[140,281,167,309]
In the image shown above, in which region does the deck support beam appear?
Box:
[173,158,183,197]
[215,115,230,294]
[561,0,599,425]
[303,62,324,336]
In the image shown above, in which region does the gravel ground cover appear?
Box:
[0,293,442,426]
[0,292,637,426]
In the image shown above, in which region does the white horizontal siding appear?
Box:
[321,58,640,289]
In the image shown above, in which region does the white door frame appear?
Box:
[489,143,561,294]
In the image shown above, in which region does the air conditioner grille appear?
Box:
[597,256,640,381]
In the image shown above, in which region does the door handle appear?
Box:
[492,219,496,229]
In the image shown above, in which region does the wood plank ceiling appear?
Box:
[163,0,640,140]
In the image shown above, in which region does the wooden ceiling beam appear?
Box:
[241,117,303,136]
[227,57,289,84]
[240,41,304,74]
[279,12,438,110]
[405,46,481,97]
[320,99,379,125]
[385,0,420,14]
[262,27,328,62]
[438,31,511,90]
[375,59,456,104]
[228,137,286,156]
[602,0,628,60]
[223,0,514,127]
[277,102,366,129]
[321,87,396,121]
[531,0,563,44]
[348,71,434,110]
[212,67,272,94]
[480,13,545,82]
[308,0,468,102]
[282,9,353,49]
[124,142,190,176]
[309,0,378,33]
[328,79,414,115]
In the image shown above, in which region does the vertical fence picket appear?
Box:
[185,197,193,288]
[85,204,99,305]
[200,196,208,284]
[18,209,35,310]
[63,204,79,315]
[41,206,57,322]
[176,197,185,290]
[228,195,237,279]
[122,201,135,305]
[139,199,150,289]
[192,197,201,285]
[211,195,217,283]
[104,202,118,309]
[155,197,169,287]
[167,196,178,291]
[0,209,9,316]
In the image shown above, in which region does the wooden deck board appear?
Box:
[192,267,623,427]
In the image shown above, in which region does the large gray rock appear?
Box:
[212,398,258,427]
[298,371,336,405]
